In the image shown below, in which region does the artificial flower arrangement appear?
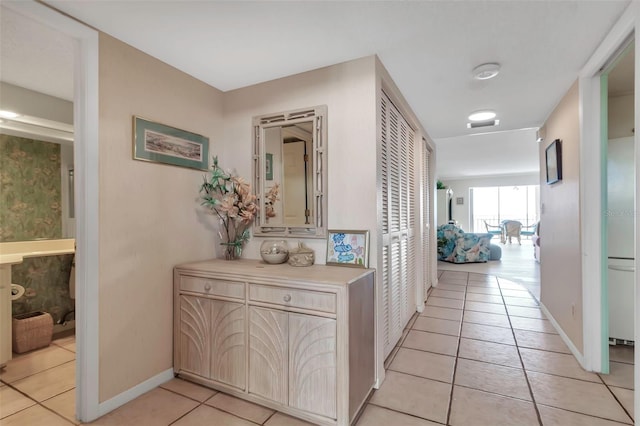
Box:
[200,156,258,259]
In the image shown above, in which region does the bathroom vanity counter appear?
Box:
[0,238,75,367]
[174,259,375,426]
[0,238,75,265]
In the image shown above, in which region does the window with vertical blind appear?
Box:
[380,91,418,358]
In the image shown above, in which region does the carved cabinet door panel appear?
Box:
[179,295,211,378]
[248,306,288,404]
[288,313,337,419]
[210,300,246,390]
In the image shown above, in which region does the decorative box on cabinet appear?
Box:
[173,259,375,426]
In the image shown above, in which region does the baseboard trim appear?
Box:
[540,302,586,368]
[97,368,174,418]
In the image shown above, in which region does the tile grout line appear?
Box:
[366,401,447,425]
[498,278,544,426]
[444,271,469,426]
[0,379,76,425]
[595,370,635,423]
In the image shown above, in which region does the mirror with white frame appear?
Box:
[252,105,327,238]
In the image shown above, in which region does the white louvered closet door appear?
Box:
[422,139,432,301]
[380,91,418,358]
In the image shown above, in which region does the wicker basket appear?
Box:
[12,311,53,354]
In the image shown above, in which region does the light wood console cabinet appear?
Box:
[174,259,375,426]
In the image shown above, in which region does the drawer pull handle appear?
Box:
[204,283,212,291]
[283,294,292,302]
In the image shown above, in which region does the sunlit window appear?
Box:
[470,185,540,233]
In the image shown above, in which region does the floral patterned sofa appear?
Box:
[437,224,494,263]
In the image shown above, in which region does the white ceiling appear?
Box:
[1,0,632,179]
[0,6,74,101]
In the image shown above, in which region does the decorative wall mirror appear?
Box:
[252,105,327,238]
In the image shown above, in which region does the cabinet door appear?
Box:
[210,300,245,389]
[179,295,210,378]
[289,313,336,419]
[248,306,288,404]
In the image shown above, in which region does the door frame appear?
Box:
[3,1,101,421]
[579,0,638,415]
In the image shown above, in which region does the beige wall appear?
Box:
[539,80,583,353]
[98,34,224,401]
[222,56,379,263]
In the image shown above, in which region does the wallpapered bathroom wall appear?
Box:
[0,134,75,324]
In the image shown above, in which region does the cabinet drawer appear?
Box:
[249,284,336,313]
[180,276,244,300]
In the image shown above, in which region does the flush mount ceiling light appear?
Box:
[472,63,501,80]
[468,110,496,122]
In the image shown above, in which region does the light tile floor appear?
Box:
[0,270,634,425]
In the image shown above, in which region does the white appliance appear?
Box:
[607,136,635,343]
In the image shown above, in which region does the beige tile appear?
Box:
[465,293,503,304]
[434,283,467,293]
[449,386,538,426]
[402,330,458,356]
[609,345,634,364]
[467,281,499,289]
[0,384,36,419]
[172,404,254,426]
[610,386,634,421]
[61,342,76,353]
[458,338,521,368]
[464,301,506,315]
[87,388,199,425]
[369,371,450,423]
[506,305,546,319]
[503,296,539,307]
[468,273,497,282]
[356,404,441,426]
[538,404,633,426]
[431,289,464,300]
[264,412,315,426]
[460,322,515,345]
[600,362,634,390]
[420,305,462,321]
[466,286,501,295]
[463,310,511,328]
[412,317,460,336]
[528,371,631,423]
[500,289,533,298]
[205,392,274,424]
[509,316,557,334]
[438,277,468,285]
[41,389,77,424]
[52,336,75,347]
[519,348,599,382]
[160,378,216,402]
[498,279,526,290]
[389,347,455,383]
[455,358,530,400]
[513,329,571,353]
[0,346,75,383]
[426,296,463,310]
[12,361,75,402]
[440,271,468,280]
[0,404,74,426]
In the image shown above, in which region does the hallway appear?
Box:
[0,271,633,425]
[363,270,633,425]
